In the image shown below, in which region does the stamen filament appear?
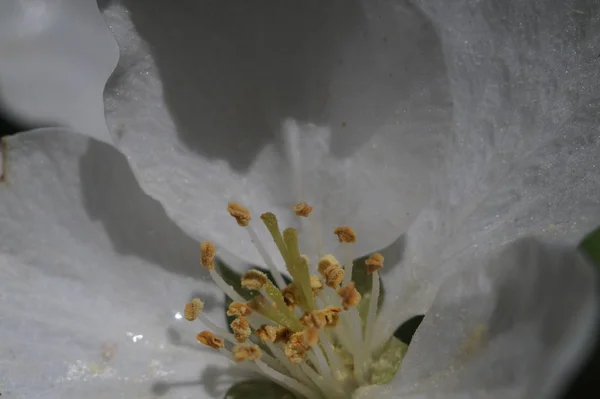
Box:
[197,313,237,344]
[209,269,245,302]
[341,244,354,286]
[255,359,320,399]
[364,271,380,351]
[349,307,366,384]
[246,222,287,290]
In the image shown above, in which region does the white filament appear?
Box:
[246,222,287,290]
[209,269,245,302]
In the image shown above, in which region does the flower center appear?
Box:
[184,201,396,399]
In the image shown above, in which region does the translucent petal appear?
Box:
[392,238,598,398]
[0,0,118,143]
[375,0,600,338]
[101,0,449,266]
[0,129,236,398]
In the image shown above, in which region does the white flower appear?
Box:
[1,0,600,398]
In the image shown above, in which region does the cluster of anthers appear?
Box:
[184,202,387,399]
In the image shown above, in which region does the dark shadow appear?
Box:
[152,364,254,398]
[115,0,427,170]
[78,139,212,282]
[0,109,39,138]
[379,234,406,275]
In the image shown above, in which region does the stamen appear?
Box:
[196,331,225,349]
[310,275,323,296]
[303,327,319,347]
[256,324,278,343]
[364,257,383,355]
[246,221,287,290]
[255,358,321,399]
[337,282,361,310]
[242,269,303,331]
[209,268,245,303]
[241,269,270,290]
[300,311,326,329]
[318,255,345,288]
[365,253,384,274]
[285,332,310,364]
[226,302,253,318]
[227,202,251,227]
[232,344,262,362]
[183,298,204,321]
[333,226,356,243]
[231,317,252,343]
[317,306,342,328]
[200,241,216,270]
[293,201,313,217]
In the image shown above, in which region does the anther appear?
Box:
[232,344,262,363]
[227,202,251,227]
[241,269,269,291]
[300,311,326,329]
[310,275,323,296]
[318,255,344,288]
[184,298,204,321]
[200,241,216,270]
[365,253,384,274]
[333,226,356,243]
[303,327,319,347]
[231,317,252,343]
[292,201,313,217]
[256,324,278,343]
[338,282,361,310]
[285,332,309,364]
[196,331,225,349]
[318,306,342,327]
[227,302,253,318]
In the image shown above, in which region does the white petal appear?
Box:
[393,238,598,398]
[0,129,235,398]
[0,0,118,143]
[101,0,449,265]
[375,0,600,339]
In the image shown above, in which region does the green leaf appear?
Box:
[370,336,408,385]
[224,379,297,399]
[579,226,600,267]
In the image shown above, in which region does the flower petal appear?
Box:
[394,238,598,398]
[0,129,234,398]
[0,0,118,142]
[101,0,449,265]
[375,0,600,340]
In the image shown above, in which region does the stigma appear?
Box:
[183,202,389,399]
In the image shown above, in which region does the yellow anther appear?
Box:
[256,324,278,343]
[317,306,342,328]
[274,325,293,344]
[226,302,253,318]
[338,282,361,310]
[318,255,345,288]
[232,344,262,363]
[200,241,216,270]
[227,202,251,227]
[300,311,326,329]
[310,274,323,296]
[231,317,252,343]
[285,332,309,364]
[183,298,204,321]
[365,252,384,274]
[241,269,269,291]
[196,331,224,349]
[282,284,299,310]
[292,201,313,217]
[303,327,319,347]
[333,226,356,243]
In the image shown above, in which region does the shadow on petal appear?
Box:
[116,0,366,171]
[152,364,254,398]
[78,138,212,282]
